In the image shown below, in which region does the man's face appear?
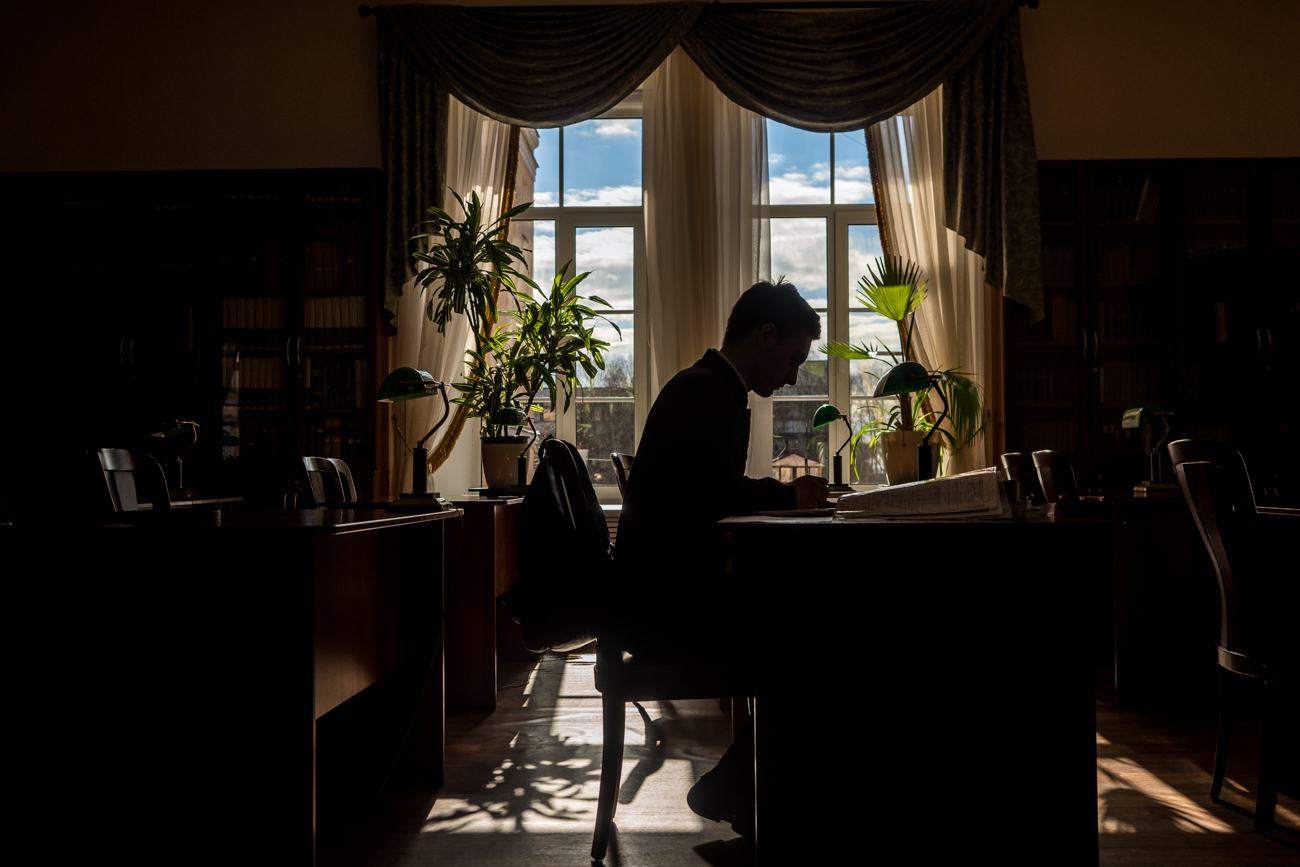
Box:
[752,325,813,398]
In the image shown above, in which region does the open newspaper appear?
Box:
[835,467,1011,520]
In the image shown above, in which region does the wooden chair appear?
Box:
[94,448,171,512]
[610,452,634,498]
[1000,452,1044,504]
[1169,440,1279,834]
[327,458,359,502]
[299,456,345,508]
[1031,449,1080,508]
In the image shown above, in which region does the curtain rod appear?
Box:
[360,1,1037,16]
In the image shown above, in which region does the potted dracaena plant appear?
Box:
[452,263,619,490]
[410,189,539,487]
[821,256,985,484]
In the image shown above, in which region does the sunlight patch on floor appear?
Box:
[1097,756,1235,834]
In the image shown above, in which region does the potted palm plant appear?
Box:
[453,263,619,490]
[822,256,984,484]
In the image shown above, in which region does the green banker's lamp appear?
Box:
[378,367,451,510]
[1122,403,1178,495]
[873,361,948,481]
[812,404,855,492]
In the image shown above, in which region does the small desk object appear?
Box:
[41,508,454,866]
[723,513,1113,866]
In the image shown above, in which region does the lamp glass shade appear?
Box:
[812,404,845,429]
[377,367,438,402]
[1121,403,1164,429]
[872,361,933,398]
[491,407,528,426]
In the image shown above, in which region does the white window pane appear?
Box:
[774,312,827,397]
[849,398,892,485]
[834,132,874,204]
[564,119,643,207]
[575,226,635,309]
[771,218,826,307]
[578,313,633,395]
[767,120,830,205]
[848,312,903,398]
[576,401,635,486]
[771,399,829,482]
[848,224,884,307]
[533,128,559,207]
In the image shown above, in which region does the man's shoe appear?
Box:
[687,770,735,824]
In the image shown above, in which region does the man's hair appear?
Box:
[723,280,821,345]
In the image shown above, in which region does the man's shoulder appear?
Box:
[661,352,742,399]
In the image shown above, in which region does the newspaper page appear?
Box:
[835,467,1010,519]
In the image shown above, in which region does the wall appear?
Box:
[3,0,1299,174]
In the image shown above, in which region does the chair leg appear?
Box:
[1210,666,1231,801]
[591,694,625,862]
[1255,678,1276,835]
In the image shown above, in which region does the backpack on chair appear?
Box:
[501,437,611,652]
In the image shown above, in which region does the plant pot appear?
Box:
[878,430,940,485]
[482,436,531,490]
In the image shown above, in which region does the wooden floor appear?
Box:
[320,653,1297,866]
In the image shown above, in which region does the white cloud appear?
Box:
[531,191,557,207]
[771,218,827,301]
[581,119,640,138]
[770,171,830,205]
[575,226,635,308]
[835,179,874,205]
[564,185,643,207]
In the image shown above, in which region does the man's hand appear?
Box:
[793,474,829,509]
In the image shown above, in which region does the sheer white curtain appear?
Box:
[643,47,772,476]
[389,97,528,495]
[869,86,990,474]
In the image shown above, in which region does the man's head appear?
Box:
[721,280,821,398]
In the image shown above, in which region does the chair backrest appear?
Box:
[1168,439,1256,517]
[327,458,358,502]
[1174,459,1262,668]
[300,456,345,508]
[95,448,171,512]
[610,453,634,498]
[1000,452,1045,503]
[1032,450,1079,504]
[502,438,610,653]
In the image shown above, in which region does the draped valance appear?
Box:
[374,0,1043,320]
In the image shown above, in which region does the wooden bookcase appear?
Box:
[3,168,390,510]
[1006,159,1299,505]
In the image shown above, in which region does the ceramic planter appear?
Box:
[878,430,940,485]
[481,435,531,490]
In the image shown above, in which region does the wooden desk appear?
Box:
[444,497,524,713]
[725,515,1113,866]
[38,508,453,866]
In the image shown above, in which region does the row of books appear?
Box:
[1012,420,1079,458]
[1041,244,1077,285]
[1098,298,1161,345]
[221,297,286,348]
[307,416,366,462]
[1012,364,1062,404]
[304,296,368,350]
[1184,173,1249,222]
[221,355,287,410]
[1095,176,1161,223]
[304,356,368,409]
[304,194,368,232]
[1097,243,1163,285]
[1099,361,1162,408]
[304,240,358,293]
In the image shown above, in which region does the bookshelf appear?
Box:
[5,169,390,509]
[1006,159,1299,506]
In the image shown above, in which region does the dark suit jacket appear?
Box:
[611,350,796,648]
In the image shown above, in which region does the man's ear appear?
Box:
[755,322,778,347]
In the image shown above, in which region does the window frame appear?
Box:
[517,94,648,499]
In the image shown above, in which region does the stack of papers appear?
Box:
[835,467,1011,520]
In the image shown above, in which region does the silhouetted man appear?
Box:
[612,280,829,838]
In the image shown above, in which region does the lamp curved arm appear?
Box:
[919,377,948,448]
[519,416,538,459]
[416,382,451,449]
[835,415,853,457]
